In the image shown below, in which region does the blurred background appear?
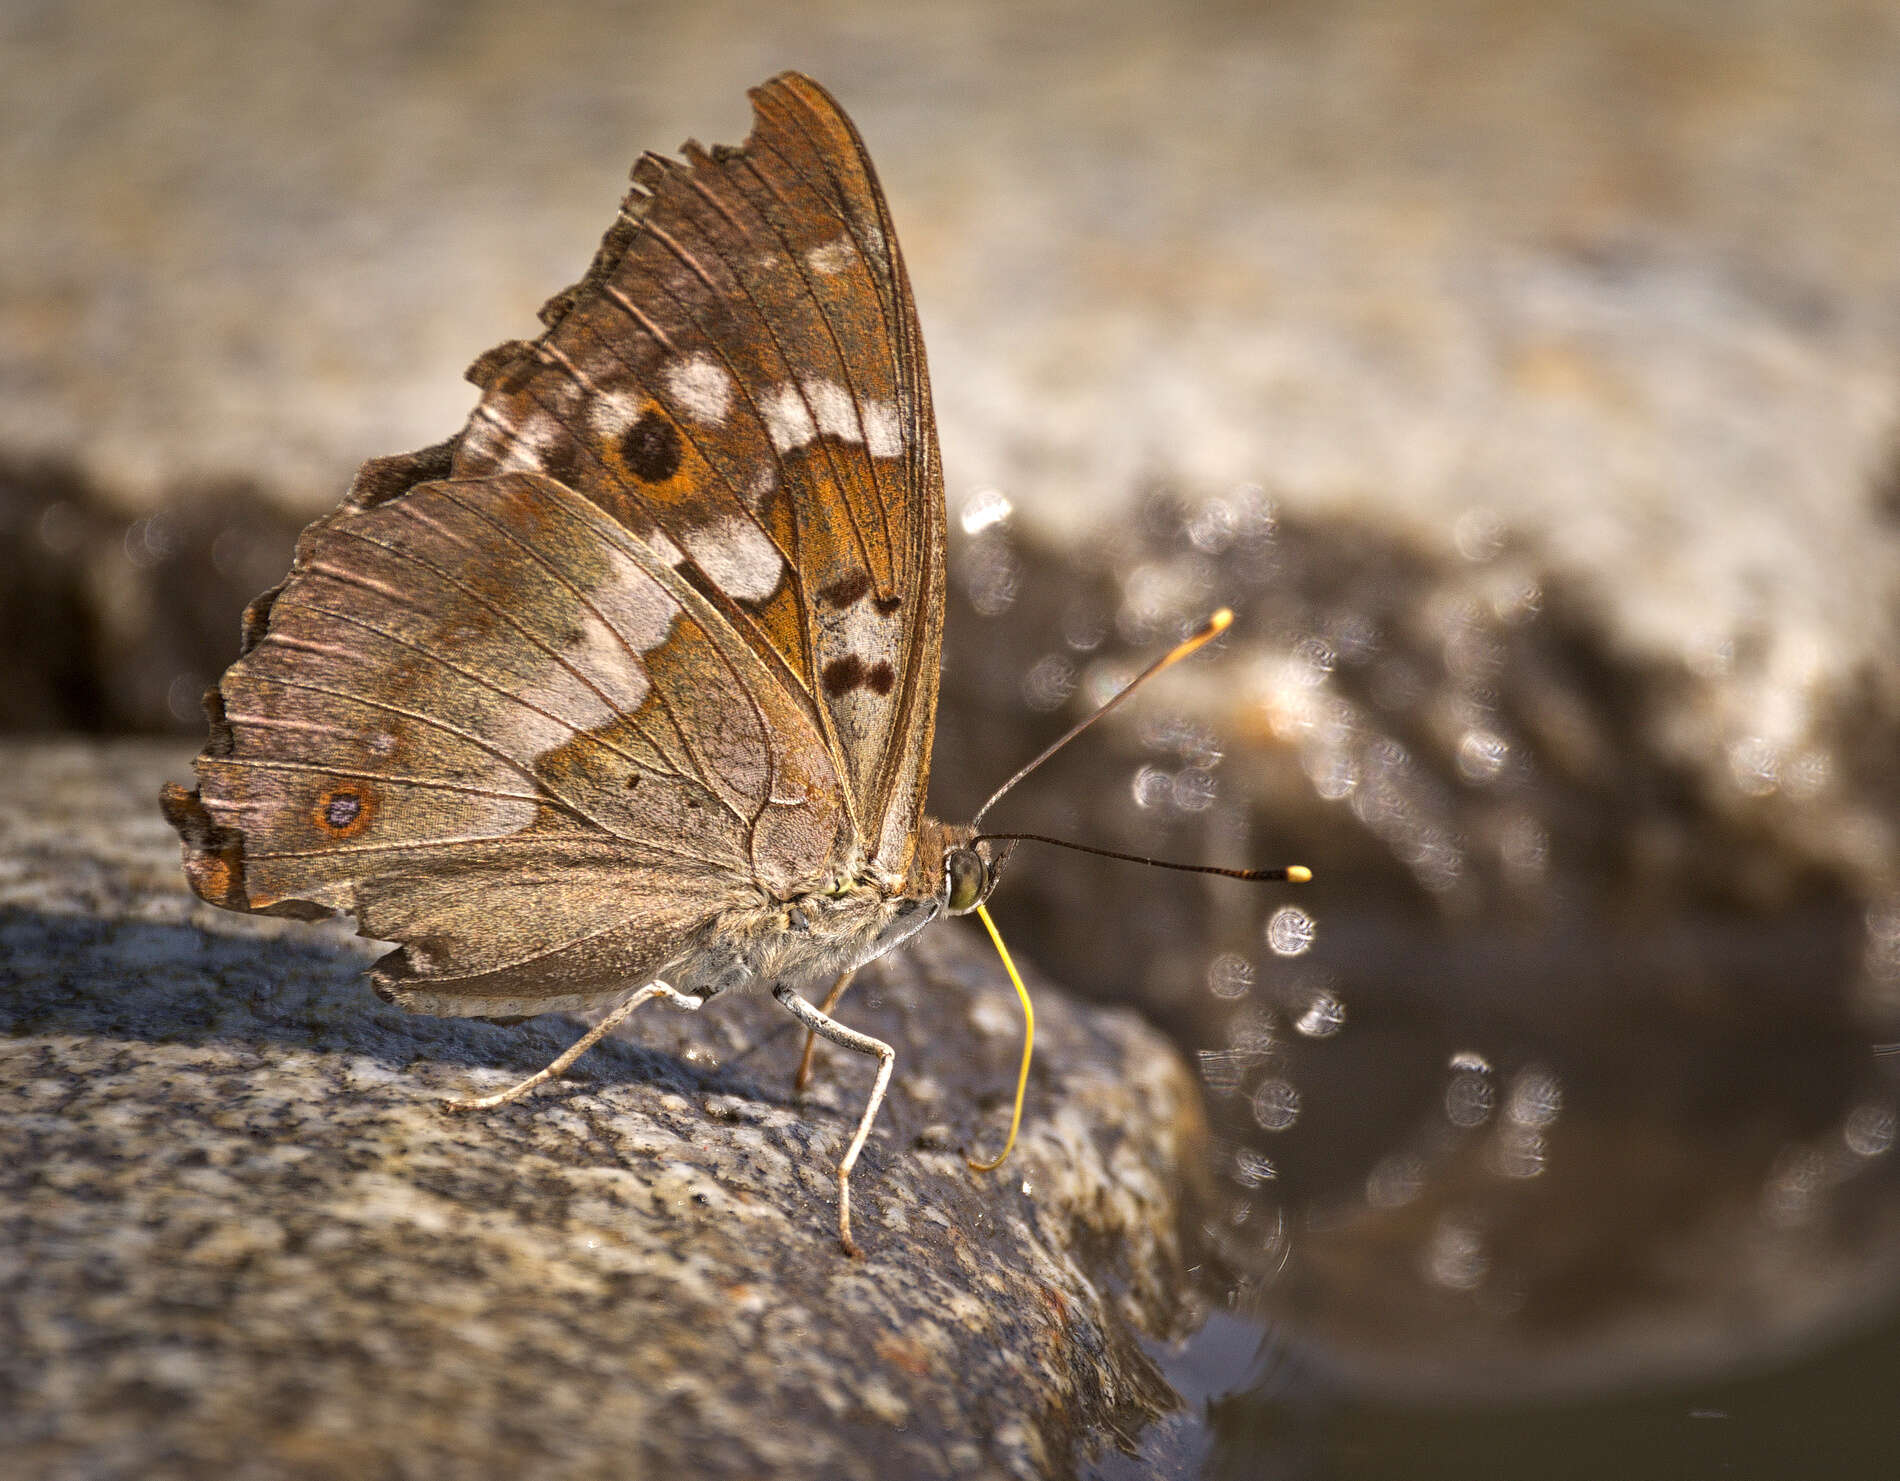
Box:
[6,0,1900,1475]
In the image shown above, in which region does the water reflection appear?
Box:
[1265,906,1316,957]
[1293,992,1346,1039]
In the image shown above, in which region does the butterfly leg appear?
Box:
[773,984,893,1257]
[442,981,702,1113]
[792,968,858,1094]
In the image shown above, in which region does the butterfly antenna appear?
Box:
[967,902,1034,1173]
[964,609,1311,1175]
[974,833,1311,883]
[972,608,1235,829]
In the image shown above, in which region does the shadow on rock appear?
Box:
[0,905,778,1100]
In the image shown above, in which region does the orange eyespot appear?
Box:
[312,785,376,838]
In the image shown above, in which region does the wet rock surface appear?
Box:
[1,741,1206,1481]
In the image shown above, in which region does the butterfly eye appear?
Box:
[943,848,987,915]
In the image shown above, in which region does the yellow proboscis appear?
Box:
[959,605,1308,1174]
[967,901,1034,1173]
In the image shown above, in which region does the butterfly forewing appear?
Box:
[744,77,948,867]
[164,74,945,1018]
[450,74,945,873]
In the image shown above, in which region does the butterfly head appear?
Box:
[942,845,987,915]
[913,820,1010,918]
[943,837,1016,917]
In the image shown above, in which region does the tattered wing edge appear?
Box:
[159,438,460,923]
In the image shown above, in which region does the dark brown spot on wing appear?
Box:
[622,413,682,482]
[872,594,901,616]
[820,656,896,697]
[539,439,583,489]
[821,655,863,697]
[818,570,871,609]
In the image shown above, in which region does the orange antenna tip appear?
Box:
[1286,865,1313,884]
[973,603,1239,826]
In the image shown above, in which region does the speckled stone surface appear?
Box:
[0,740,1207,1480]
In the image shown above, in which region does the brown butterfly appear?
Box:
[162,73,1299,1255]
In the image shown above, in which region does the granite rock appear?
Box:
[0,740,1207,1481]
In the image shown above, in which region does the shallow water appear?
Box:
[1110,1301,1900,1479]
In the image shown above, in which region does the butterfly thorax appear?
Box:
[664,816,976,1001]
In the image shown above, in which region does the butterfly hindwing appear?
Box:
[164,469,844,1012]
[449,73,945,874]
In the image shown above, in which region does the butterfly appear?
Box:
[162,72,1297,1255]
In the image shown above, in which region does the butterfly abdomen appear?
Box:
[668,874,938,999]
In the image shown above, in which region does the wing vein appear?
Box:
[426,482,770,830]
[203,756,539,802]
[264,591,672,789]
